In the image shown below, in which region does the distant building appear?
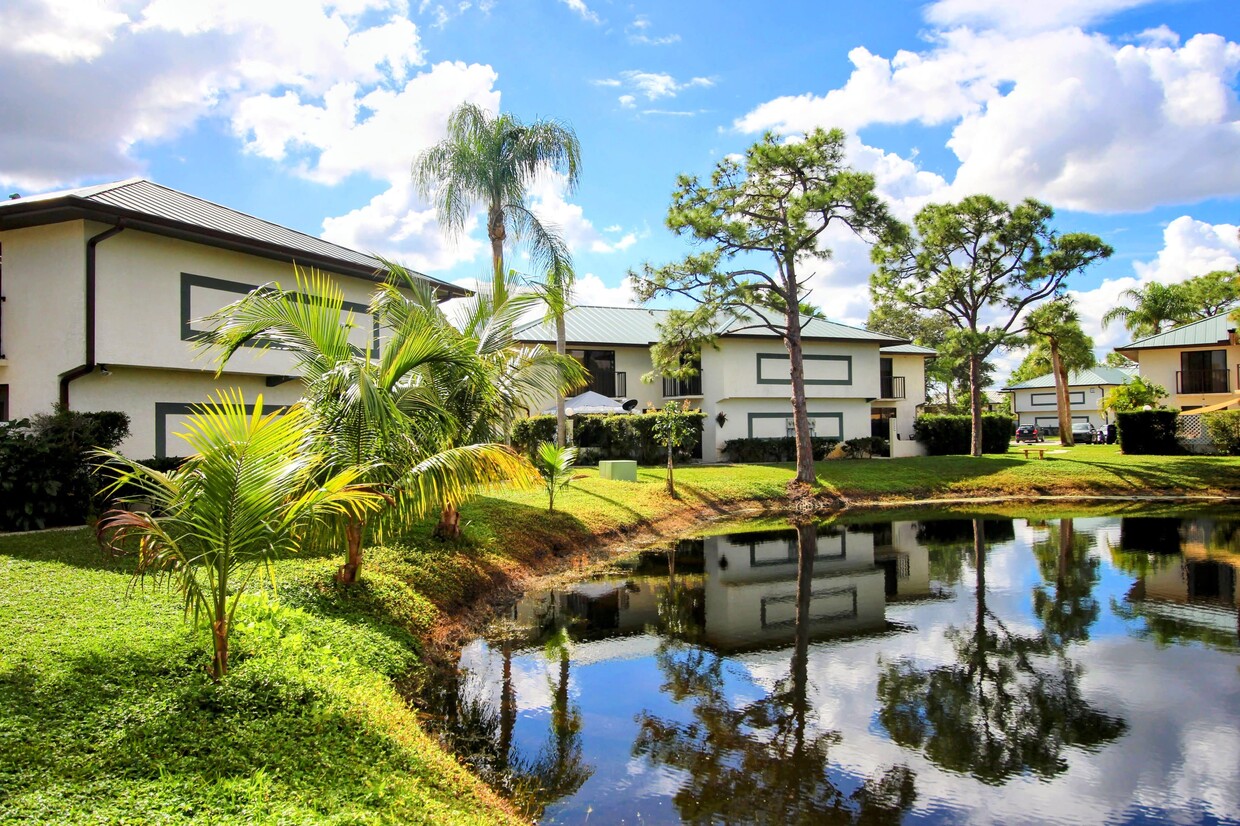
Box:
[1001,365,1137,432]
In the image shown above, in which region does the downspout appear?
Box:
[58,223,125,408]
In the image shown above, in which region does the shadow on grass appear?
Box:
[1055,455,1240,493]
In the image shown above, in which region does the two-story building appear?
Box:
[1116,312,1240,412]
[0,178,464,457]
[1001,365,1137,433]
[512,305,932,460]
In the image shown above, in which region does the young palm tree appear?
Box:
[413,102,581,305]
[525,259,577,447]
[1102,282,1193,339]
[96,393,386,679]
[201,267,537,583]
[383,264,585,536]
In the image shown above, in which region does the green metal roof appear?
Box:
[880,343,937,356]
[1117,312,1236,353]
[1002,365,1137,391]
[512,305,908,346]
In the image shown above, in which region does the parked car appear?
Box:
[1015,424,1043,443]
[1070,422,1097,442]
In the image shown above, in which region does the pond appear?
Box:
[424,508,1240,825]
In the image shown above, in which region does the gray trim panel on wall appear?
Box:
[155,401,287,458]
[746,411,845,439]
[755,352,852,385]
[180,273,380,354]
[1031,390,1086,406]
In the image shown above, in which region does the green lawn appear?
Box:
[2,446,1238,823]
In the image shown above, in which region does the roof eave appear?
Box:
[0,196,469,300]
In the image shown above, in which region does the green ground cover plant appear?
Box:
[4,446,1239,823]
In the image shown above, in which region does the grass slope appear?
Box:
[2,446,1238,823]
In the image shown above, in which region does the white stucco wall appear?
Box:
[1134,345,1240,410]
[877,352,928,458]
[0,222,88,420]
[1011,384,1112,430]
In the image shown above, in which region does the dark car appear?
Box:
[1071,421,1099,442]
[1015,424,1043,443]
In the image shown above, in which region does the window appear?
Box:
[568,349,625,397]
[1179,349,1229,393]
[0,384,7,421]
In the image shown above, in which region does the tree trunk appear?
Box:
[973,518,986,655]
[335,518,365,584]
[499,639,515,770]
[791,521,816,752]
[666,443,676,498]
[435,502,461,540]
[488,204,507,306]
[210,617,228,680]
[1052,340,1074,446]
[969,353,984,457]
[785,310,816,485]
[556,314,567,448]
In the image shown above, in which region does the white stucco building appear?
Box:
[1116,312,1240,412]
[1001,365,1136,432]
[512,305,934,460]
[0,178,464,457]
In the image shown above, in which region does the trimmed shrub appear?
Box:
[1116,409,1181,455]
[512,412,705,465]
[0,407,131,531]
[841,436,889,459]
[1202,410,1240,455]
[719,437,840,463]
[913,413,1014,455]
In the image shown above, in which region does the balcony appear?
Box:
[1177,369,1230,394]
[879,375,906,400]
[663,375,703,397]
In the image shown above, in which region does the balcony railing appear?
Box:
[879,375,906,400]
[663,375,703,397]
[1177,369,1230,394]
[589,370,626,398]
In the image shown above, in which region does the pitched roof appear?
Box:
[512,305,908,347]
[0,178,466,297]
[880,342,937,356]
[1116,312,1236,353]
[1002,365,1137,391]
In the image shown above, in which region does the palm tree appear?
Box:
[201,267,538,583]
[96,392,386,679]
[524,259,577,446]
[1102,282,1193,339]
[413,102,581,306]
[1024,298,1095,446]
[379,264,584,537]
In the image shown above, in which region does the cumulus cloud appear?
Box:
[524,172,642,258]
[736,28,1240,213]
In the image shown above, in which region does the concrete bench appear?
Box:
[598,460,638,481]
[1021,448,1046,459]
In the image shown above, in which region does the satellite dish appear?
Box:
[621,398,639,412]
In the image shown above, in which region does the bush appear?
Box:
[1116,409,1181,455]
[912,413,1014,455]
[0,407,131,531]
[512,412,706,464]
[720,437,840,463]
[1202,411,1240,455]
[840,436,889,458]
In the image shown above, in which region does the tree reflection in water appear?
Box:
[634,522,919,825]
[877,518,1126,784]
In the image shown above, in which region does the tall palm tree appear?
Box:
[1102,282,1193,339]
[413,102,581,306]
[1024,298,1095,446]
[200,267,538,582]
[96,392,386,679]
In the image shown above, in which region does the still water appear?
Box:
[427,510,1240,824]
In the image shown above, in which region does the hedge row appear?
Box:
[511,412,705,465]
[1203,410,1240,455]
[912,413,1014,455]
[0,408,130,531]
[1116,409,1181,455]
[719,437,840,463]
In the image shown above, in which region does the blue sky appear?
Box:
[2,0,1237,374]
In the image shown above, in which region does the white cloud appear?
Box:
[1070,216,1240,353]
[924,0,1160,33]
[557,0,599,24]
[736,28,1240,213]
[572,272,637,306]
[598,70,714,109]
[524,171,641,257]
[626,15,679,46]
